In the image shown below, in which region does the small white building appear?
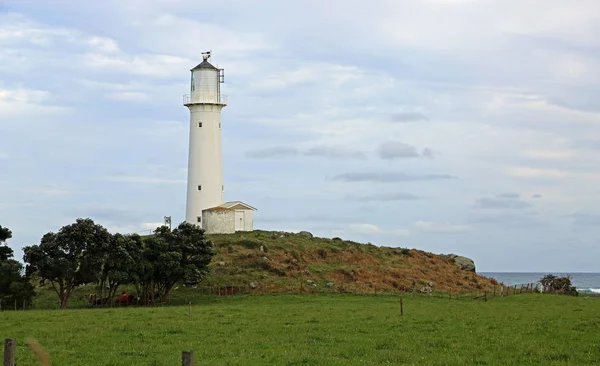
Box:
[182,51,257,234]
[201,201,256,234]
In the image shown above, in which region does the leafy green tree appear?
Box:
[0,225,36,307]
[93,233,142,304]
[540,274,578,296]
[132,222,214,304]
[23,218,111,308]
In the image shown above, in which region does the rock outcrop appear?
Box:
[445,254,476,272]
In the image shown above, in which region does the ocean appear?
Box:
[480,272,600,294]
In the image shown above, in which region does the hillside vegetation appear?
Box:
[201,230,497,294]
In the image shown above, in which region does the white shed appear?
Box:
[201,201,256,234]
[218,201,256,231]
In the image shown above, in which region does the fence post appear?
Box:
[4,338,16,366]
[400,297,404,315]
[182,350,194,366]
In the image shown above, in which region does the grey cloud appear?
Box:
[68,207,145,226]
[245,146,366,159]
[303,146,367,159]
[467,212,545,229]
[377,141,435,160]
[474,197,531,209]
[421,148,436,159]
[330,172,456,183]
[531,193,542,199]
[495,193,520,199]
[245,147,299,158]
[345,192,423,201]
[390,112,429,123]
[563,213,600,227]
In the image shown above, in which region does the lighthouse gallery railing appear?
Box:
[183,92,228,105]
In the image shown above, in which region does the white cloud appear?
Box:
[412,221,471,233]
[0,86,67,119]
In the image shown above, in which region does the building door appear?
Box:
[235,211,244,231]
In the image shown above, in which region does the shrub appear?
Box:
[540,274,578,296]
[332,237,342,241]
[317,249,327,259]
[237,239,264,250]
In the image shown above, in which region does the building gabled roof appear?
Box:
[191,60,218,71]
[203,206,234,212]
[218,201,257,211]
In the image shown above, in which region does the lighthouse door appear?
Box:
[235,211,244,231]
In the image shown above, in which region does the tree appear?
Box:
[132,222,214,304]
[93,233,142,305]
[23,218,111,308]
[540,274,578,296]
[0,225,36,306]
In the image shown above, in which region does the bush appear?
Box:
[540,274,578,296]
[317,249,328,259]
[237,239,264,250]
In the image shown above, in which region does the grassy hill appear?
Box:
[201,230,498,294]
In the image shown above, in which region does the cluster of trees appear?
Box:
[1,218,214,309]
[0,225,36,306]
[540,274,578,296]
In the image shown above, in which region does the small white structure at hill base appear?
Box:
[183,51,256,233]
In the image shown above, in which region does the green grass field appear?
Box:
[2,293,599,365]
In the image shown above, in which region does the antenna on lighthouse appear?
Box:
[201,51,211,61]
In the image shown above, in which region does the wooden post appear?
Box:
[484,292,487,302]
[400,297,404,315]
[182,350,194,366]
[493,287,496,297]
[4,338,16,366]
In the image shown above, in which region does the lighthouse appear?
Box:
[183,52,256,233]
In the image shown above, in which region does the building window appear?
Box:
[197,185,202,191]
[197,216,201,223]
[198,121,203,128]
[222,185,224,191]
[219,122,221,129]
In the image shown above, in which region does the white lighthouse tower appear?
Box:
[183,52,256,233]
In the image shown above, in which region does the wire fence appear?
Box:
[0,281,546,312]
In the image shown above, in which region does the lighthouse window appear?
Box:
[198,121,203,128]
[197,185,202,191]
[197,216,201,223]
[219,122,221,129]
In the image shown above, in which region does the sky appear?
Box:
[1,0,600,272]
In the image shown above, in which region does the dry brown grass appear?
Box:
[205,230,497,294]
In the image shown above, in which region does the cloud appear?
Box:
[245,147,299,158]
[474,197,531,209]
[341,223,411,237]
[345,192,423,201]
[563,213,600,228]
[377,141,421,159]
[467,212,545,229]
[389,112,429,123]
[246,145,366,159]
[495,193,520,199]
[105,176,186,184]
[330,172,457,183]
[412,221,471,233]
[303,146,367,159]
[531,193,542,199]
